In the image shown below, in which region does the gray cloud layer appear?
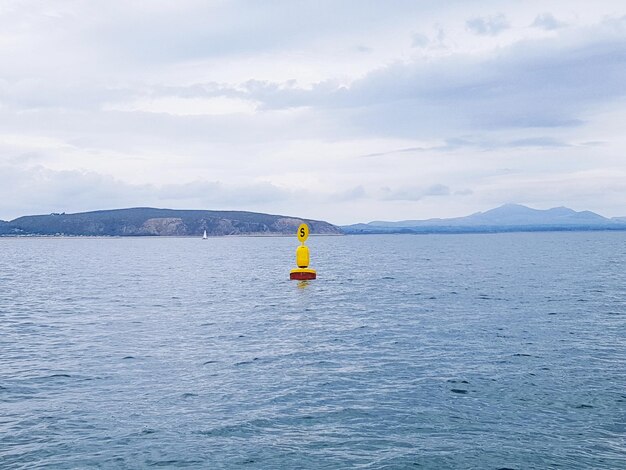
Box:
[1,2,625,223]
[234,18,626,138]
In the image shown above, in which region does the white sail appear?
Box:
[203,230,208,239]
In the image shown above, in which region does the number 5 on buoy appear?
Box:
[297,223,309,243]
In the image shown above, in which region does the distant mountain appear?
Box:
[2,208,341,237]
[613,216,626,223]
[343,204,626,234]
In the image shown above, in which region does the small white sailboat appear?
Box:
[202,230,208,240]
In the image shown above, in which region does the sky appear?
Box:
[0,1,625,224]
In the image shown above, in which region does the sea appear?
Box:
[1,232,625,469]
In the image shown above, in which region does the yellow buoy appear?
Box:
[290,223,316,280]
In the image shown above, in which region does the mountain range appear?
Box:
[0,208,341,237]
[342,204,626,234]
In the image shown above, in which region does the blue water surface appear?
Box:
[1,232,625,469]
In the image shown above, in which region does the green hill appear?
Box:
[4,208,341,237]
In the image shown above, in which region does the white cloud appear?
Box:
[380,184,451,201]
[532,13,566,30]
[411,33,429,48]
[466,14,510,36]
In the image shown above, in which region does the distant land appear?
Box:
[0,208,341,237]
[2,204,626,237]
[342,204,626,234]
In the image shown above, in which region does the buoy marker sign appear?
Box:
[297,223,309,243]
[290,223,316,280]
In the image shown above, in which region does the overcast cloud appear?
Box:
[0,1,625,224]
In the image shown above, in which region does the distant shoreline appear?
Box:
[341,226,626,235]
[3,227,626,239]
[0,233,344,239]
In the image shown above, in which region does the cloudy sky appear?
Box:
[1,1,625,224]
